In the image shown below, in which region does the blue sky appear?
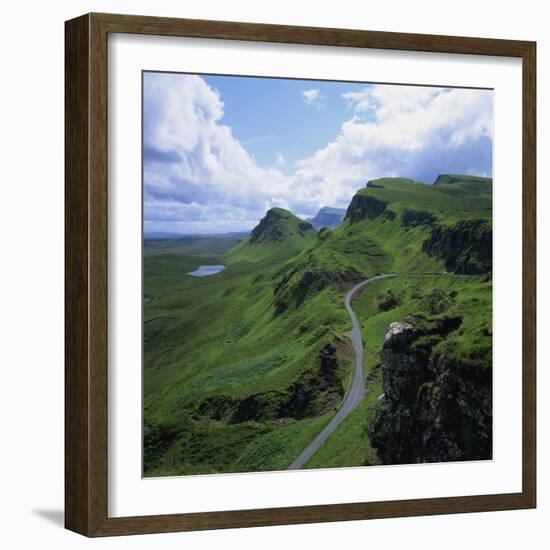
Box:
[143,72,493,234]
[201,76,369,174]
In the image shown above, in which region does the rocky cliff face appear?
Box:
[370,318,492,464]
[344,194,388,223]
[422,219,492,274]
[401,209,437,228]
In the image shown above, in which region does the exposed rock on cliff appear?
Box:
[422,219,492,274]
[370,317,492,464]
[401,209,438,228]
[344,194,388,223]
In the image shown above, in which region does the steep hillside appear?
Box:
[272,176,493,318]
[422,219,492,274]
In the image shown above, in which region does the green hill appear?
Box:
[225,207,316,263]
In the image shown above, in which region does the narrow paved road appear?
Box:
[287,273,396,470]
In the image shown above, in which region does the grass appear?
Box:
[303,397,381,469]
[354,274,492,370]
[143,246,353,474]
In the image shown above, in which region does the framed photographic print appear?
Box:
[65,13,536,537]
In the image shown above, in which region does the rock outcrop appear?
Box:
[422,219,492,274]
[345,194,388,223]
[401,209,438,228]
[370,318,492,464]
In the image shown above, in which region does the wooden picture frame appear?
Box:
[65,12,536,537]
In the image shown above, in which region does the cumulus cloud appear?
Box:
[293,85,493,204]
[144,74,492,233]
[342,89,375,113]
[143,73,295,232]
[302,88,321,106]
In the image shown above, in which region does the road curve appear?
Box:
[287,273,397,470]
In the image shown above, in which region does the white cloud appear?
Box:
[144,73,297,232]
[294,85,493,201]
[302,88,321,106]
[275,152,286,166]
[342,89,374,113]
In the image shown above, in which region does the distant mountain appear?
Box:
[226,208,316,263]
[308,207,346,230]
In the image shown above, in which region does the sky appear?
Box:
[143,72,493,235]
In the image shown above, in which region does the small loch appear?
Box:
[187,265,226,277]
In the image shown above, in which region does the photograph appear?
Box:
[142,71,494,477]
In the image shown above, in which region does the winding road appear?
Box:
[287,273,397,470]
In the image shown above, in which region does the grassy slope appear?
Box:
[144,259,350,475]
[144,212,351,475]
[144,176,493,475]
